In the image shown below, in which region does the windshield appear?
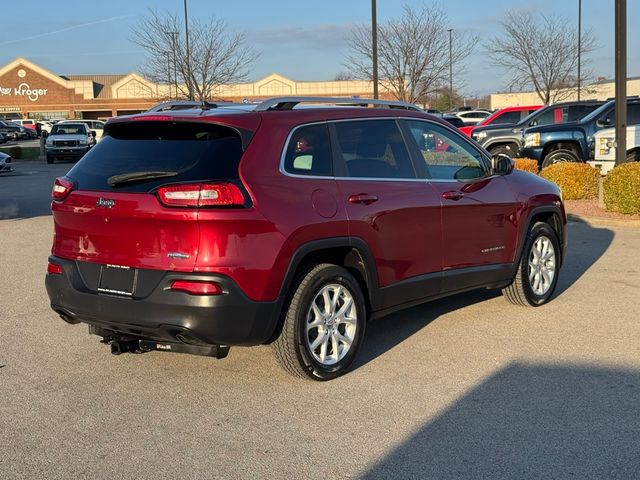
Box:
[578,101,614,124]
[51,124,87,135]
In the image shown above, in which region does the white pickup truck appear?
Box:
[591,126,640,174]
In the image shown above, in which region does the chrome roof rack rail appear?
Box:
[254,96,421,112]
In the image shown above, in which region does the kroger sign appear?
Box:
[0,83,48,102]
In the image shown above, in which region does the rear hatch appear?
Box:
[52,119,250,272]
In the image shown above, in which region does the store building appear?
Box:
[0,57,385,121]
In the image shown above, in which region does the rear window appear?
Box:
[487,110,521,125]
[67,121,244,192]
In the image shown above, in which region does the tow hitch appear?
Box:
[105,337,230,359]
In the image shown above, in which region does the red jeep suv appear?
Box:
[45,97,567,380]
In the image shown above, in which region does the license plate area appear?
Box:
[97,264,137,296]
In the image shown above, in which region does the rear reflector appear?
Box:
[157,183,245,207]
[170,280,223,295]
[47,262,63,275]
[52,177,74,201]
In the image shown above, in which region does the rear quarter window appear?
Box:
[67,121,244,192]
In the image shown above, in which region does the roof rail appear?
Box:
[254,96,421,112]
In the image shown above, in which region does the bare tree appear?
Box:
[131,10,258,101]
[345,4,477,104]
[486,10,596,104]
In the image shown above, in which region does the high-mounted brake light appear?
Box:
[157,183,245,207]
[131,115,173,122]
[170,280,223,295]
[51,177,74,201]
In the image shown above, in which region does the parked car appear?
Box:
[460,105,543,137]
[590,125,640,174]
[11,119,38,131]
[37,121,54,135]
[59,119,105,141]
[0,120,25,141]
[44,122,96,164]
[456,110,492,125]
[0,151,11,172]
[521,97,640,168]
[442,114,466,128]
[0,132,7,144]
[471,100,605,158]
[45,96,567,381]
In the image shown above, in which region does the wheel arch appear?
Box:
[268,237,380,342]
[515,206,566,270]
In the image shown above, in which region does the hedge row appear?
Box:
[513,158,640,214]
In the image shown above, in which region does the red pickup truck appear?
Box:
[460,105,542,137]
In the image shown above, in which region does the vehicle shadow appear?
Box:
[359,362,640,479]
[355,220,613,370]
[355,289,499,369]
[554,221,614,296]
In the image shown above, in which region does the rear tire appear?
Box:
[541,148,580,169]
[272,263,366,381]
[503,222,560,307]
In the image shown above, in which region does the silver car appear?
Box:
[0,151,12,172]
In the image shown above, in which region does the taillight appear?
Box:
[47,261,63,275]
[157,183,245,207]
[52,177,74,201]
[170,280,223,295]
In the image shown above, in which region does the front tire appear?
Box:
[489,144,516,158]
[272,263,366,381]
[503,222,560,306]
[541,148,580,169]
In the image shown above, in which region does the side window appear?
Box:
[534,108,555,126]
[283,123,332,176]
[406,120,488,181]
[333,120,416,179]
[488,110,520,125]
[627,104,640,125]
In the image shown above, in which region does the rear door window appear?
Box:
[332,120,416,179]
[67,121,245,192]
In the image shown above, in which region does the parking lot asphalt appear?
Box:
[1,164,640,479]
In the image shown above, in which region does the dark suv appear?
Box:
[521,97,640,168]
[45,97,567,380]
[471,100,604,158]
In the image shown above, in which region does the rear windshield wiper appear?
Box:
[107,171,178,187]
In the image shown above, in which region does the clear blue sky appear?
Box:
[0,0,637,96]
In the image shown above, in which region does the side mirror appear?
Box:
[90,130,97,137]
[491,153,515,176]
[598,117,612,127]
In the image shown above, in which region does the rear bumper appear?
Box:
[45,256,280,346]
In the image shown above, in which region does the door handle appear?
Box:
[348,193,379,205]
[442,191,464,201]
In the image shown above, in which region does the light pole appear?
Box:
[371,0,379,99]
[169,31,179,100]
[448,28,453,111]
[577,0,582,100]
[183,0,192,100]
[614,0,627,166]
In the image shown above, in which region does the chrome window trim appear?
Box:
[280,117,428,181]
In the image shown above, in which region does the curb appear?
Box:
[567,212,640,229]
